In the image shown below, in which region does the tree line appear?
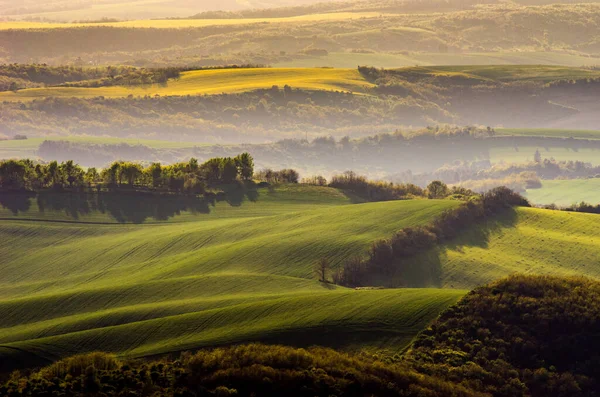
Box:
[324,186,530,287]
[0,153,255,194]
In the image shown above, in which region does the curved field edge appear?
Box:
[0,68,374,101]
[0,288,466,372]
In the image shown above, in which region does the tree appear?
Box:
[104,161,121,185]
[60,160,84,188]
[0,160,28,189]
[84,168,99,186]
[427,180,449,199]
[201,158,222,185]
[221,157,238,183]
[314,257,330,282]
[534,149,542,163]
[235,153,254,181]
[120,162,143,186]
[45,161,62,188]
[146,163,163,188]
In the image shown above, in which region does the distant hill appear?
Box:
[0,0,345,21]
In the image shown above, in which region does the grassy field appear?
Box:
[392,65,600,83]
[277,52,600,68]
[0,186,463,368]
[0,12,391,30]
[0,68,374,101]
[0,65,594,102]
[525,179,600,206]
[407,207,600,289]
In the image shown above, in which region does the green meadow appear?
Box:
[0,186,463,368]
[525,179,600,206]
[411,207,600,289]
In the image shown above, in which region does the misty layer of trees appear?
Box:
[407,275,600,397]
[333,186,530,287]
[0,64,183,91]
[2,88,451,142]
[3,2,600,66]
[0,153,255,195]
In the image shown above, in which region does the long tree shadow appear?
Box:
[0,191,35,215]
[385,208,520,288]
[0,183,261,224]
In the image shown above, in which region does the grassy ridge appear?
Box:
[0,12,391,30]
[0,68,374,101]
[0,187,461,368]
[0,288,464,364]
[0,198,458,294]
[391,65,600,83]
[276,51,600,68]
[525,179,600,206]
[429,207,600,289]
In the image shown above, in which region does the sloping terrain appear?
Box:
[0,68,374,101]
[0,186,463,371]
[406,207,600,289]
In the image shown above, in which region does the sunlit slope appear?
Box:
[427,207,600,289]
[525,179,600,206]
[0,193,461,368]
[392,65,600,83]
[0,198,458,296]
[0,68,373,101]
[0,288,465,366]
[0,12,390,30]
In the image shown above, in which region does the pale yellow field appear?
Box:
[0,12,392,30]
[0,68,374,101]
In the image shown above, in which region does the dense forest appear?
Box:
[407,275,600,397]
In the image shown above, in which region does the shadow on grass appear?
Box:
[0,183,261,224]
[386,208,520,288]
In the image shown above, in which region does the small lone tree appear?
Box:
[314,257,330,283]
[534,149,542,164]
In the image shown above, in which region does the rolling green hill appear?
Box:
[406,207,600,289]
[525,179,600,206]
[0,186,463,371]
